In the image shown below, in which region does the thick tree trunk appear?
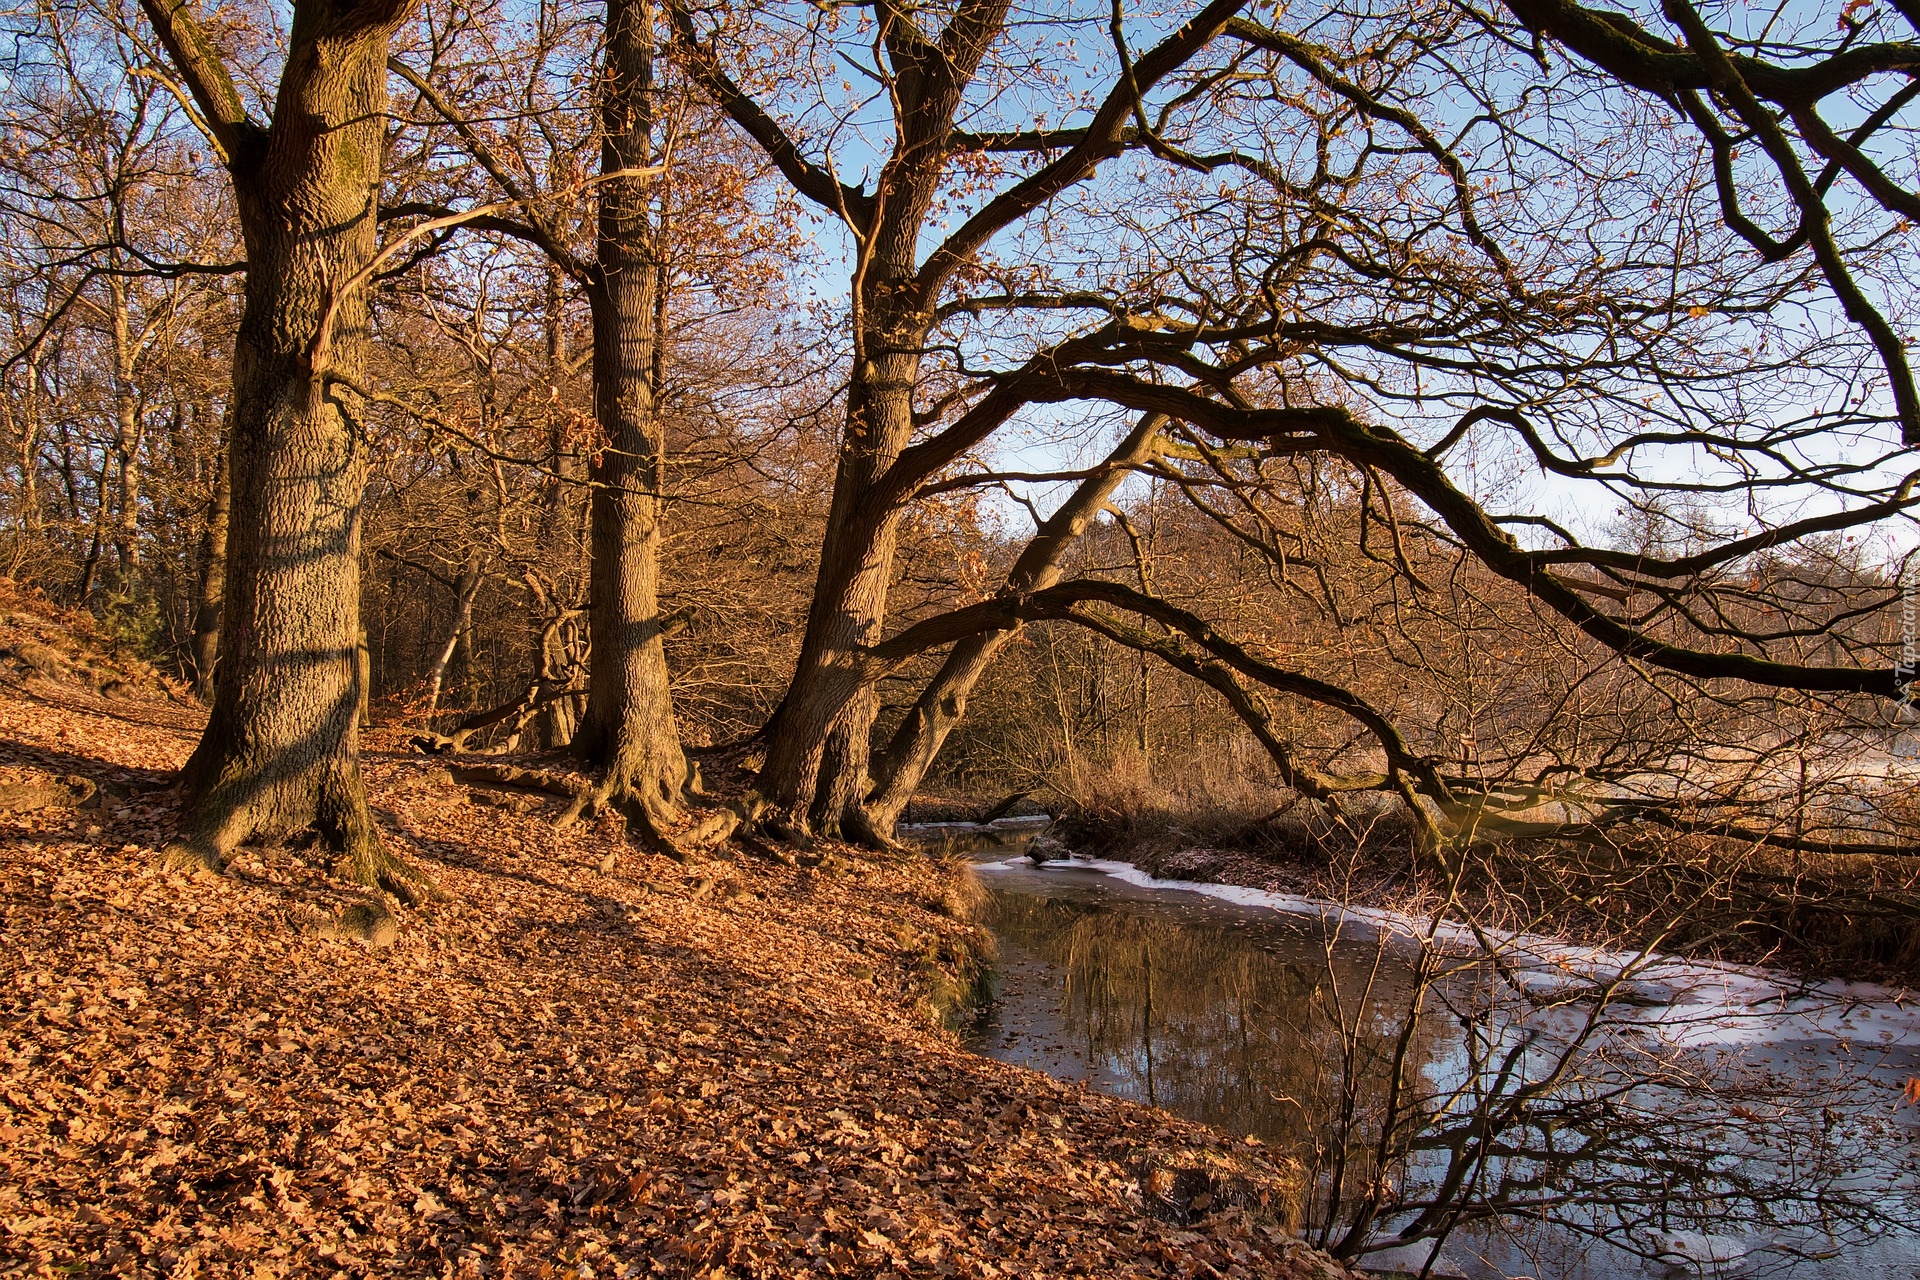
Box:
[570,0,690,830]
[863,413,1167,836]
[810,684,877,836]
[750,8,1008,840]
[189,421,229,699]
[756,350,918,839]
[161,0,425,901]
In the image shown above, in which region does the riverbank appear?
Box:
[1037,801,1920,986]
[0,644,1362,1278]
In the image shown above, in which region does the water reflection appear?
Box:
[966,860,1920,1280]
[976,884,1427,1142]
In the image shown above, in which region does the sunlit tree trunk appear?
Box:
[148,0,428,899]
[570,0,692,830]
[105,274,143,584]
[423,552,482,716]
[743,0,1016,841]
[757,331,921,840]
[189,418,229,699]
[864,414,1166,836]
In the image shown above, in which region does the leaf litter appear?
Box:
[0,597,1363,1279]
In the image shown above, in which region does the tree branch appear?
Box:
[913,0,1251,302]
[134,0,262,169]
[666,0,875,231]
[1016,368,1905,697]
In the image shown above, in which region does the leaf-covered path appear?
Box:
[0,620,1358,1279]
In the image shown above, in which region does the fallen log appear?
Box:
[0,770,96,812]
[411,682,584,755]
[449,763,587,799]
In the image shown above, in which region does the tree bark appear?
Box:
[424,551,482,716]
[149,0,426,899]
[759,345,920,840]
[522,575,582,749]
[356,625,372,730]
[749,1,1014,839]
[189,418,229,699]
[863,413,1167,837]
[751,237,945,839]
[570,0,691,828]
[3,352,44,539]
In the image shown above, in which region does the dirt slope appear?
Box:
[0,633,1361,1279]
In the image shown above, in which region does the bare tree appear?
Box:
[672,0,1256,839]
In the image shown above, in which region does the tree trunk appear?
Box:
[570,0,690,828]
[106,274,143,584]
[535,263,581,750]
[424,552,482,716]
[356,625,372,730]
[810,686,877,835]
[3,353,43,538]
[863,414,1167,837]
[189,418,229,700]
[157,0,426,901]
[523,575,582,749]
[750,9,1007,840]
[755,354,916,839]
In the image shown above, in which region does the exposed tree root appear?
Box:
[451,763,586,799]
[732,830,799,867]
[327,772,439,905]
[757,812,819,850]
[161,765,440,912]
[317,899,399,946]
[610,789,695,863]
[682,806,739,846]
[555,759,740,864]
[554,775,615,829]
[735,793,896,858]
[158,839,226,877]
[839,804,902,854]
[343,838,435,906]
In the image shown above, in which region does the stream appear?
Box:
[922,827,1920,1280]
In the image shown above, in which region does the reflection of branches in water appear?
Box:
[985,892,1437,1211]
[982,888,1914,1273]
[1393,1026,1891,1274]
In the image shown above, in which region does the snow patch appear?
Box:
[983,855,1920,1055]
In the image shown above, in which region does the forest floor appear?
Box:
[0,585,1362,1280]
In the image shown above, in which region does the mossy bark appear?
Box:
[160,0,426,901]
[569,0,693,841]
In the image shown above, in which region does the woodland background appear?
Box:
[2,0,1919,966]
